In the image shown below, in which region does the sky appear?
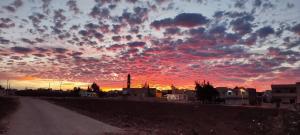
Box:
[0,0,300,91]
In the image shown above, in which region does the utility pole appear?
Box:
[60,81,62,91]
[6,80,9,90]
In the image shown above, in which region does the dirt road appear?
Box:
[6,97,123,135]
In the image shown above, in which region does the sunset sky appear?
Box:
[0,0,300,91]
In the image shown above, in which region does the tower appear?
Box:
[127,74,131,88]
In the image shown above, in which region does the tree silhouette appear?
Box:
[91,82,105,97]
[195,80,219,104]
[73,87,81,97]
[143,82,154,97]
[0,85,4,90]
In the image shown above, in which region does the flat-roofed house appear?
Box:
[122,87,156,97]
[216,87,257,105]
[271,82,300,104]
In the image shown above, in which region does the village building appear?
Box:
[122,74,156,97]
[165,88,195,102]
[216,87,257,105]
[271,82,300,104]
[79,90,98,97]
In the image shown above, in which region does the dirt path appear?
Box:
[5,97,123,135]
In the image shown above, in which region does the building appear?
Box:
[166,94,188,101]
[79,90,98,97]
[262,90,272,103]
[122,87,156,97]
[0,89,6,96]
[216,87,257,105]
[122,74,156,97]
[271,82,300,104]
[0,89,16,96]
[165,89,195,102]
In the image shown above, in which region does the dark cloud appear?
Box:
[10,56,22,60]
[52,9,66,33]
[12,0,23,8]
[66,0,80,14]
[256,26,275,38]
[262,2,275,10]
[112,24,121,34]
[3,6,15,12]
[90,6,110,19]
[112,36,121,41]
[291,23,300,36]
[253,0,262,7]
[230,15,254,35]
[0,18,15,29]
[85,23,99,30]
[164,27,181,36]
[242,33,257,45]
[32,53,46,57]
[35,38,44,43]
[189,27,205,36]
[126,0,138,3]
[94,32,104,41]
[151,13,209,29]
[106,44,125,51]
[234,0,247,9]
[125,35,132,41]
[287,3,295,8]
[41,0,52,14]
[99,24,110,33]
[0,37,10,44]
[127,41,146,47]
[28,13,46,29]
[53,48,68,53]
[11,46,33,54]
[3,0,23,12]
[209,26,226,36]
[119,7,149,25]
[213,11,224,19]
[21,38,36,44]
[35,47,48,52]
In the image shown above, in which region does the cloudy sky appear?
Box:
[0,0,300,91]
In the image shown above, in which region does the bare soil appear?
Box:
[0,97,19,134]
[46,98,300,135]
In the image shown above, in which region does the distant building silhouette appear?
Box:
[271,82,300,104]
[127,74,131,88]
[122,74,156,97]
[216,87,257,105]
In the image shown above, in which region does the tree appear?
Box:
[73,87,81,97]
[0,85,4,90]
[91,82,105,97]
[143,82,154,97]
[195,80,219,104]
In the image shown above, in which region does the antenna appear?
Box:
[60,81,62,90]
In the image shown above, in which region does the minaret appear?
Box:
[127,74,131,88]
